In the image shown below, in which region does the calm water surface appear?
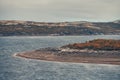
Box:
[0,35,120,80]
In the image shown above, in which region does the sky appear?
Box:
[0,0,120,22]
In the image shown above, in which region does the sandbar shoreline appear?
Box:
[13,48,120,65]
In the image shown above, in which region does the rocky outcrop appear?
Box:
[14,39,120,65]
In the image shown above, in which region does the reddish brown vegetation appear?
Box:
[63,39,120,50]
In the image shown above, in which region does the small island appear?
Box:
[14,39,120,65]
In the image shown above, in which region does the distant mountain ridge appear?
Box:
[0,20,120,36]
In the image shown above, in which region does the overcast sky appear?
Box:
[0,0,120,22]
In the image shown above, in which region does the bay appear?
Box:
[0,35,120,80]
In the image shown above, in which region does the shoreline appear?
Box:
[13,48,120,65]
[13,54,120,66]
[1,34,120,37]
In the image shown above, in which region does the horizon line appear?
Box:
[0,19,119,23]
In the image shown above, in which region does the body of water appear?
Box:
[0,35,120,80]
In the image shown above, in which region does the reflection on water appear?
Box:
[0,35,120,80]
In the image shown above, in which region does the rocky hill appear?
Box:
[15,39,120,65]
[62,39,120,50]
[0,20,120,36]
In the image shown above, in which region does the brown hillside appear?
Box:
[62,39,120,50]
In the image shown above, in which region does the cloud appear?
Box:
[0,0,120,22]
